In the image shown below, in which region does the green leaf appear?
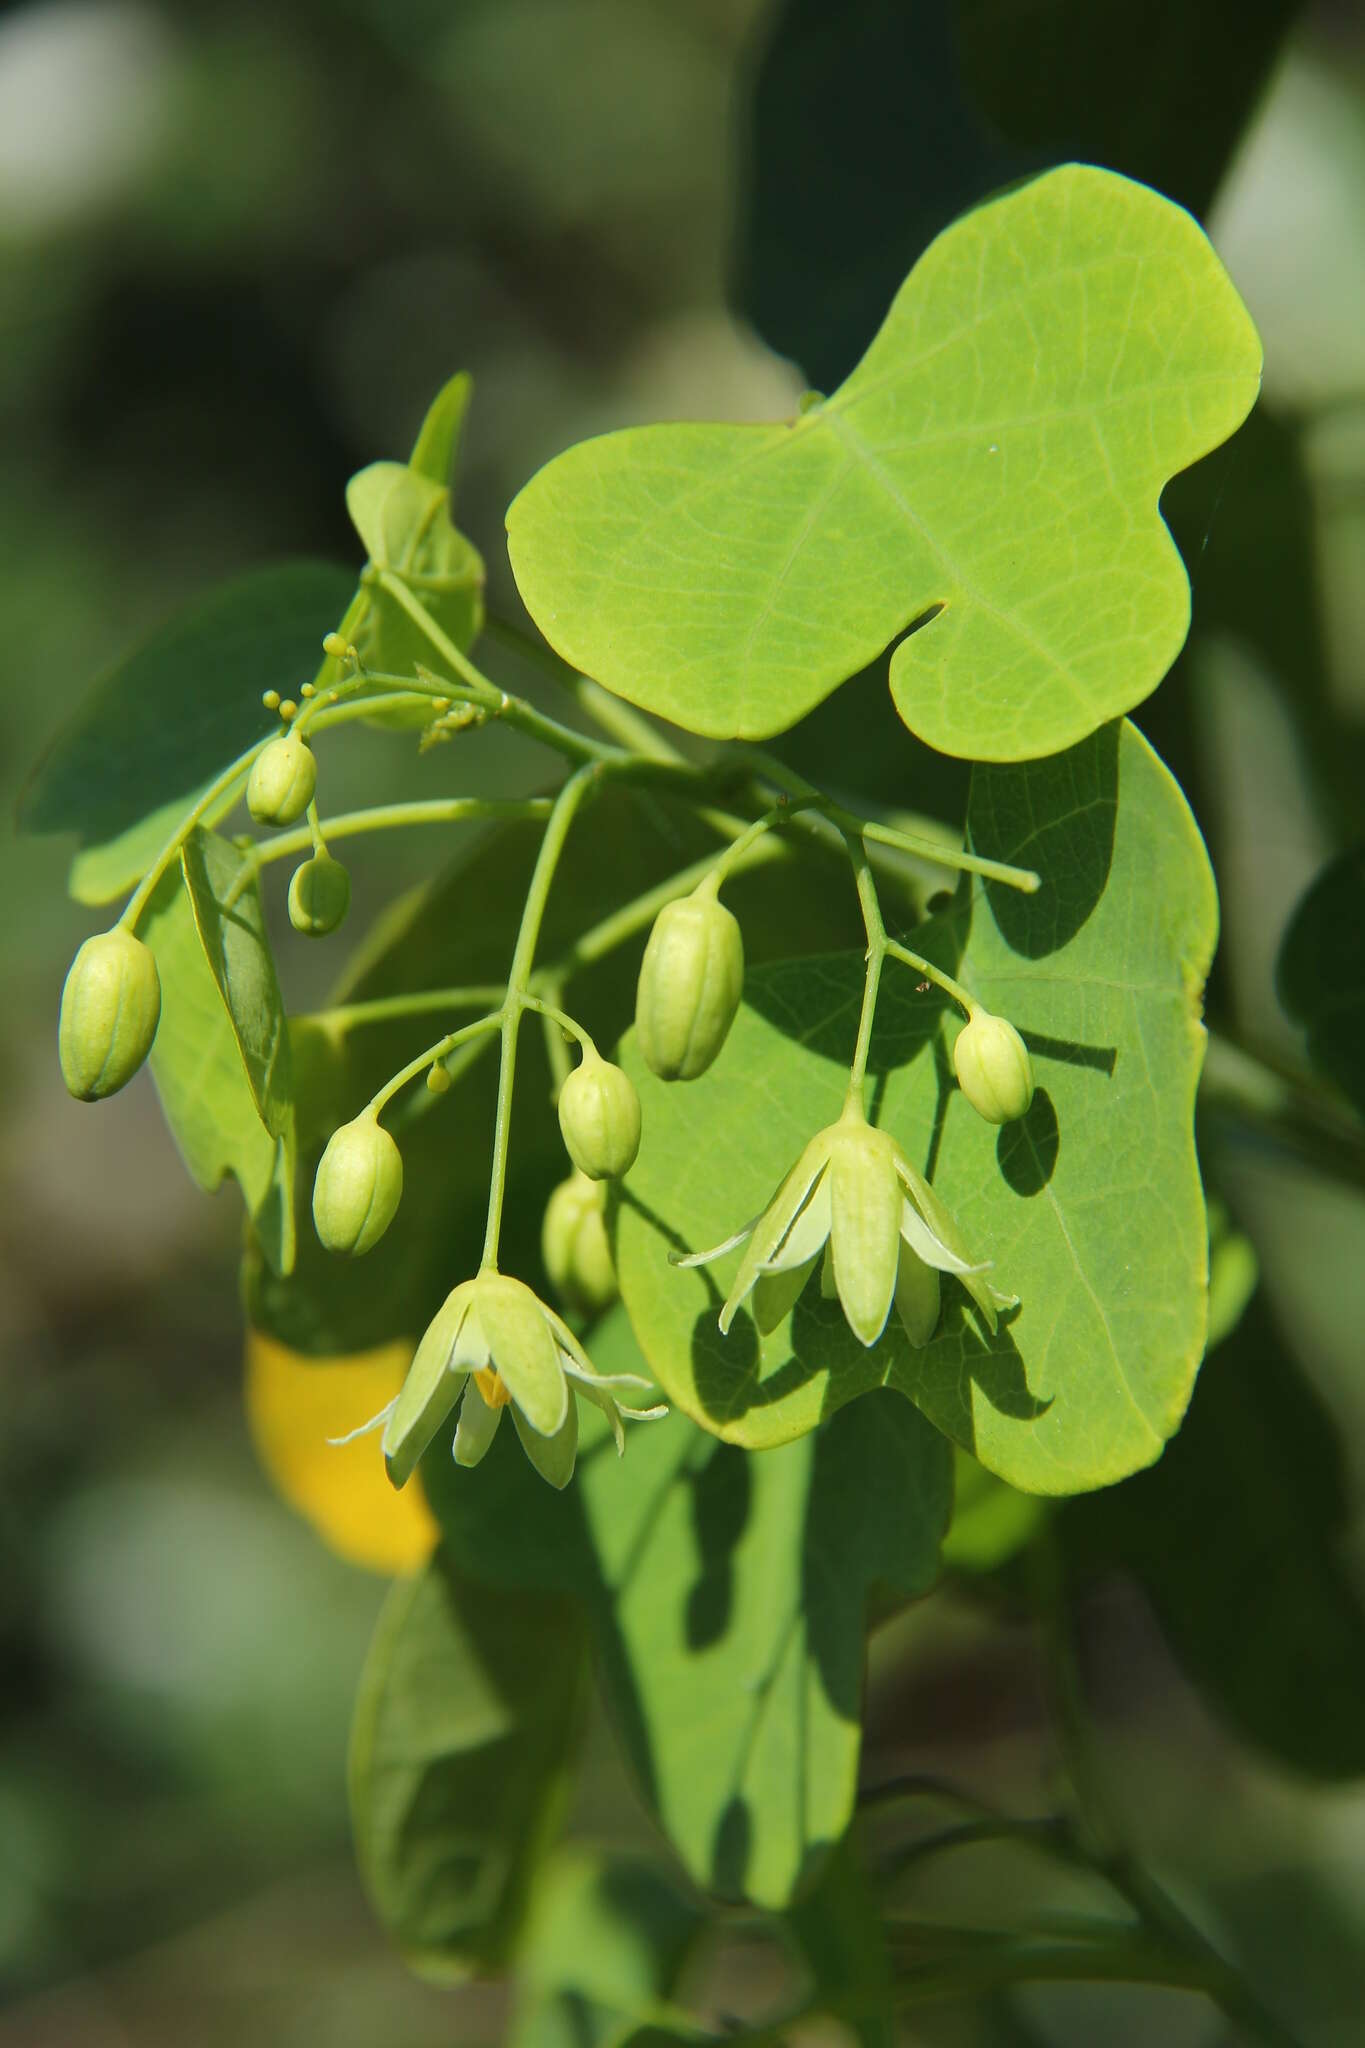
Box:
[349,1558,585,1977]
[1276,846,1365,1120]
[615,719,1218,1493]
[180,827,292,1138]
[1062,1293,1365,1779]
[426,1307,951,1910]
[345,457,485,698]
[508,165,1260,759]
[18,561,354,904]
[408,369,474,488]
[141,854,295,1277]
[509,1850,701,2048]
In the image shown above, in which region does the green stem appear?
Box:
[741,745,1040,894]
[519,990,595,1054]
[367,1012,502,1119]
[304,986,507,1034]
[885,937,977,1017]
[846,836,887,1102]
[374,571,616,767]
[481,762,602,1268]
[484,614,686,763]
[244,795,555,874]
[120,742,262,932]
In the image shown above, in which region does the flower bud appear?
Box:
[58,928,161,1100]
[635,885,744,1081]
[247,733,316,826]
[558,1048,641,1181]
[287,853,350,936]
[953,1010,1034,1124]
[312,1115,403,1256]
[542,1171,617,1314]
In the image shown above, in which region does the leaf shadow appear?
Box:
[995,1086,1059,1196]
[974,722,1120,958]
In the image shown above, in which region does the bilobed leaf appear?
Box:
[508,1849,701,2048]
[616,719,1218,1493]
[140,861,295,1276]
[18,561,355,903]
[508,165,1260,759]
[1276,846,1365,1120]
[427,1308,951,1910]
[180,827,292,1137]
[350,1558,585,1976]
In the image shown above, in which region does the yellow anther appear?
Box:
[279,699,298,721]
[261,689,280,711]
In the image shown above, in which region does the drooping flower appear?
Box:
[340,1271,664,1492]
[676,1102,1014,1350]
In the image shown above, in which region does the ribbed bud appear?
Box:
[312,1115,403,1256]
[58,928,162,1101]
[953,1011,1035,1124]
[557,1049,641,1180]
[247,733,317,826]
[288,853,350,935]
[542,1171,617,1314]
[635,886,744,1081]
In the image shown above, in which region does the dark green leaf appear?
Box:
[19,561,354,904]
[349,1557,585,1976]
[180,827,293,1138]
[1276,847,1365,1119]
[1062,1295,1365,1778]
[141,858,294,1276]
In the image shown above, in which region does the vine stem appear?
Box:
[483,613,685,763]
[374,570,618,767]
[239,795,555,875]
[366,1011,502,1118]
[481,762,602,1268]
[846,835,887,1104]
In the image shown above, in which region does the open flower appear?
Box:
[676,1103,1014,1350]
[339,1272,664,1492]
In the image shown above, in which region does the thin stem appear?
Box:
[484,614,685,763]
[304,986,507,1034]
[374,570,616,767]
[481,762,602,1268]
[885,937,977,1017]
[120,742,261,931]
[305,799,326,857]
[243,796,555,874]
[518,990,595,1054]
[741,746,1040,894]
[846,835,887,1102]
[367,1011,502,1119]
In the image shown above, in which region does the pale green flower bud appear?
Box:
[58,927,161,1100]
[635,884,744,1081]
[312,1114,403,1256]
[953,1010,1034,1124]
[247,732,316,826]
[288,853,350,935]
[542,1170,617,1314]
[557,1048,641,1181]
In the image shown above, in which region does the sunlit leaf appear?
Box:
[180,827,292,1138]
[616,720,1218,1492]
[427,1308,950,1910]
[508,1849,701,2048]
[508,165,1259,758]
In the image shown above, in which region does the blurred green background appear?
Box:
[2,1,1364,2042]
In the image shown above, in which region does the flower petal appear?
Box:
[899,1198,988,1276]
[512,1393,578,1489]
[765,1175,831,1272]
[326,1397,397,1447]
[477,1276,569,1437]
[453,1381,504,1468]
[383,1286,472,1488]
[669,1212,765,1268]
[897,1155,1011,1335]
[753,1252,819,1335]
[895,1240,941,1348]
[719,1141,830,1336]
[828,1133,900,1347]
